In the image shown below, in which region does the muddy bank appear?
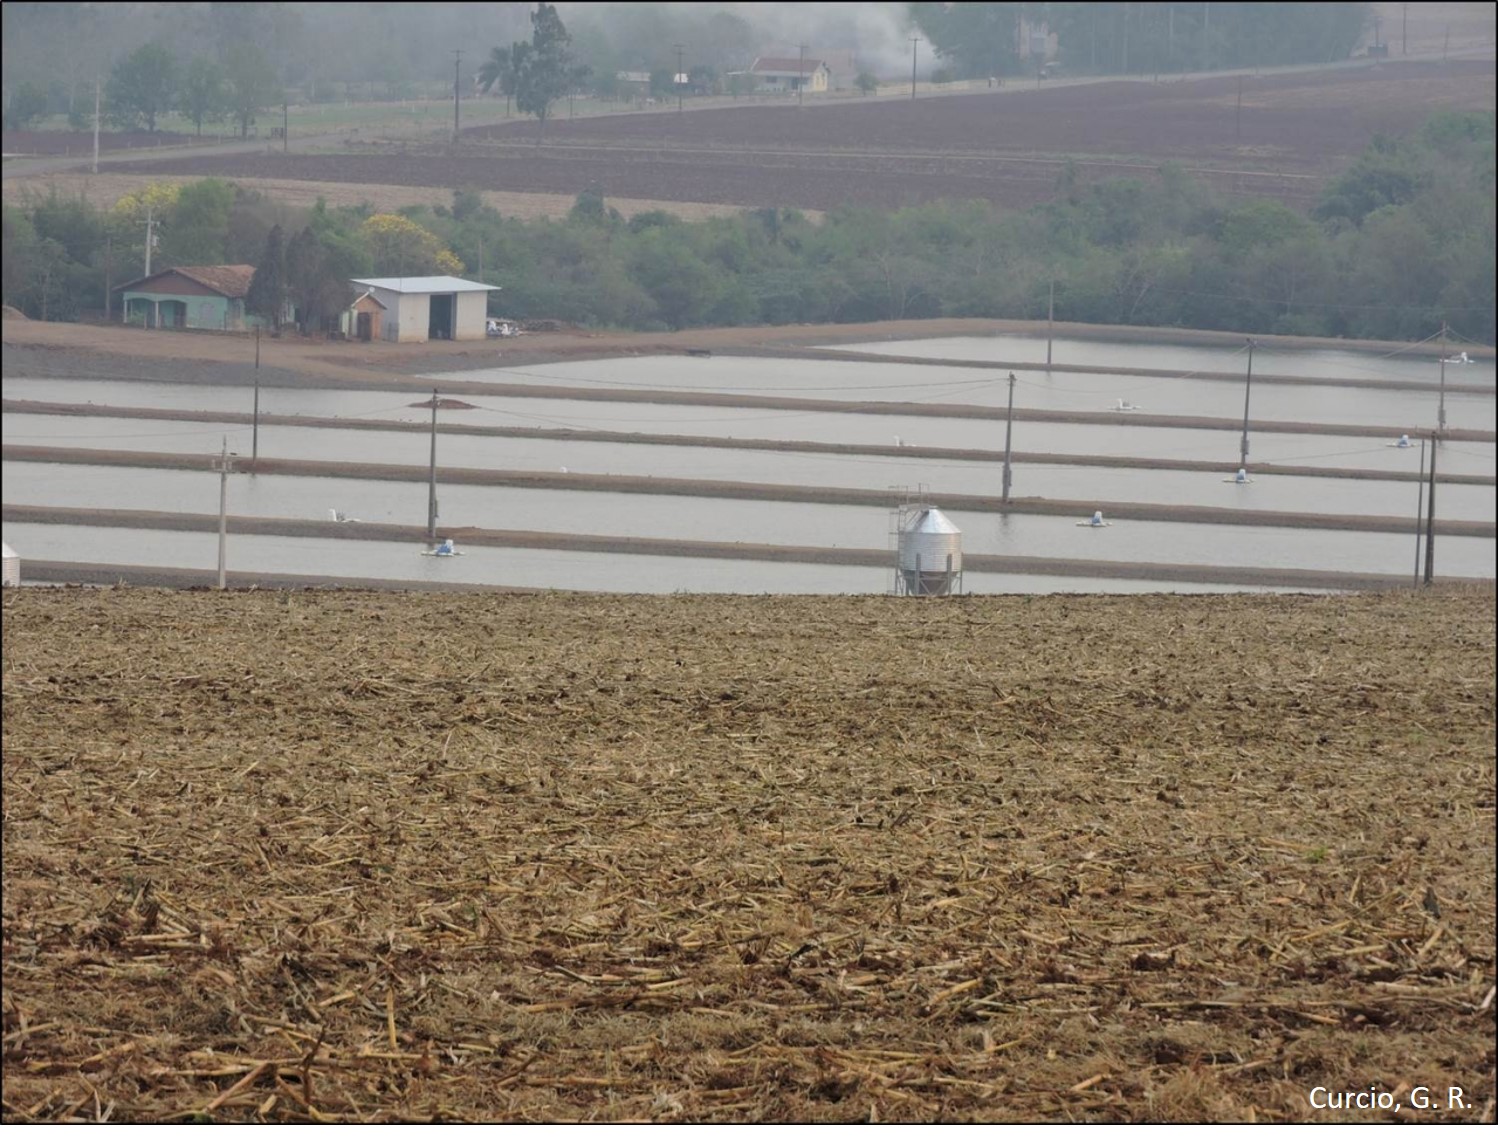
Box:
[7,447,1491,537]
[8,398,1493,485]
[4,504,1475,592]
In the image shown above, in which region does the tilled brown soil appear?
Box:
[2,587,1494,1122]
[103,61,1495,215]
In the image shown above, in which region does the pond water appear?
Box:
[6,462,1493,579]
[5,414,1494,522]
[5,335,1494,593]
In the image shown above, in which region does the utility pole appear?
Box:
[1046,279,1055,368]
[1402,3,1408,54]
[1413,436,1425,586]
[1239,338,1255,471]
[910,37,919,99]
[283,97,288,152]
[1201,1,1210,73]
[252,325,261,463]
[797,43,807,108]
[427,388,440,540]
[92,79,100,174]
[1423,433,1437,584]
[1122,1,1130,74]
[1437,320,1448,437]
[675,44,685,114]
[453,48,463,141]
[104,236,113,321]
[1235,74,1243,142]
[1002,371,1017,503]
[144,205,155,277]
[216,437,232,590]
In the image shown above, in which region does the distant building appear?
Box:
[115,265,262,331]
[347,276,499,343]
[746,56,832,94]
[614,70,652,98]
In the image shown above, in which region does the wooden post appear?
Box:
[1423,433,1437,584]
[427,389,440,540]
[1239,339,1254,471]
[217,438,231,589]
[1046,279,1054,368]
[1002,371,1017,503]
[1413,437,1425,586]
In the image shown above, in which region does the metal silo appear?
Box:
[1,542,18,588]
[896,507,962,596]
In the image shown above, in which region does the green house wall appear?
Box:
[120,292,250,330]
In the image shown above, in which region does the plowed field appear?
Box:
[104,60,1494,215]
[3,587,1494,1122]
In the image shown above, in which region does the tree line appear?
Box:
[3,111,1492,343]
[5,1,1382,130]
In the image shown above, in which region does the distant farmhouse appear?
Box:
[115,265,262,331]
[742,56,832,94]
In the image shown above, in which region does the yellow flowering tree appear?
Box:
[360,213,464,276]
[110,182,183,225]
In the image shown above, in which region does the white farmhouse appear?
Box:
[347,276,500,343]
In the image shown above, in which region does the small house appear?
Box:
[347,276,500,343]
[115,265,261,331]
[339,289,388,342]
[748,56,831,94]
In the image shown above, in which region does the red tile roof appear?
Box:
[171,264,256,297]
[115,264,256,298]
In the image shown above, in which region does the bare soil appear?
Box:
[0,172,759,225]
[1,129,198,157]
[82,61,1494,215]
[2,587,1493,1122]
[6,314,1482,392]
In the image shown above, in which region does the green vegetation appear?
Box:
[3,1,1376,123]
[489,2,591,141]
[3,112,1492,343]
[914,2,1373,79]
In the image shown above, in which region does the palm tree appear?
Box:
[478,43,527,118]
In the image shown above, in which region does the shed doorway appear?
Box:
[428,293,455,340]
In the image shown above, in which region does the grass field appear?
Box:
[2,586,1493,1122]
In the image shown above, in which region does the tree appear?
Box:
[177,57,227,137]
[106,42,178,132]
[360,213,464,276]
[160,179,235,266]
[855,71,879,96]
[223,43,281,139]
[4,81,49,130]
[513,2,589,143]
[908,2,1022,79]
[477,42,526,118]
[284,226,351,333]
[246,224,286,329]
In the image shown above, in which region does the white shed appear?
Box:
[348,276,500,344]
[2,541,18,587]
